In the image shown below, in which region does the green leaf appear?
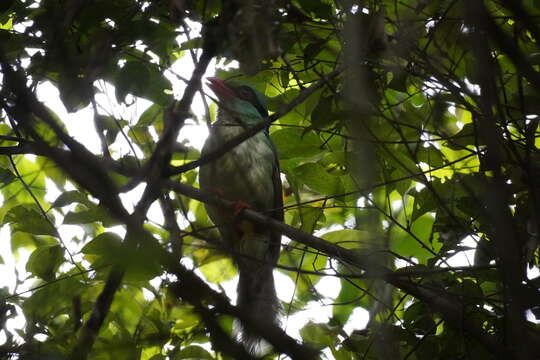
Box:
[11,231,37,253]
[115,59,173,105]
[297,0,333,19]
[417,145,444,167]
[3,157,46,204]
[446,123,476,150]
[332,278,362,326]
[81,232,123,257]
[403,302,436,335]
[115,61,151,103]
[95,115,121,144]
[198,257,236,283]
[173,345,213,359]
[26,245,64,281]
[0,168,16,185]
[52,191,90,208]
[137,104,164,127]
[411,187,437,222]
[123,232,163,281]
[297,205,324,233]
[110,287,144,335]
[311,95,335,129]
[388,71,408,92]
[4,205,57,237]
[58,73,93,112]
[299,322,335,349]
[36,156,66,188]
[272,128,323,159]
[63,206,118,227]
[179,37,202,51]
[322,229,370,250]
[22,271,84,320]
[293,162,340,195]
[171,306,201,332]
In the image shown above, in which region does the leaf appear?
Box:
[474,236,494,266]
[123,232,163,281]
[95,115,121,144]
[52,190,90,208]
[297,0,333,19]
[388,71,408,92]
[297,205,324,233]
[299,322,335,349]
[171,306,201,332]
[322,229,370,250]
[110,287,144,334]
[4,205,57,237]
[11,231,37,253]
[332,278,362,326]
[311,95,335,129]
[403,302,436,335]
[115,61,151,103]
[173,345,213,359]
[417,145,444,167]
[391,213,438,263]
[179,37,202,51]
[137,104,164,127]
[0,168,16,185]
[447,123,476,150]
[58,73,93,112]
[36,156,66,188]
[22,272,83,320]
[115,59,173,105]
[293,162,340,195]
[411,187,437,222]
[26,245,65,281]
[198,257,236,283]
[3,157,46,204]
[63,206,118,227]
[271,128,323,159]
[81,232,123,257]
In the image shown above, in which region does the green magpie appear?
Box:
[199,77,283,352]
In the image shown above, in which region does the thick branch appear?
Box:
[167,179,540,355]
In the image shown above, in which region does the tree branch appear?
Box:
[167,179,540,355]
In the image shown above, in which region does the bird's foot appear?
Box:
[232,200,251,217]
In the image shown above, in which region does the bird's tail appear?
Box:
[236,266,280,354]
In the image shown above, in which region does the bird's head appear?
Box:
[206,77,268,119]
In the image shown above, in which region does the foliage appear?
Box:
[0,0,539,359]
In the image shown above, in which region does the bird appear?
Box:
[199,77,283,352]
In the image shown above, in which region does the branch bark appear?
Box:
[168,179,540,355]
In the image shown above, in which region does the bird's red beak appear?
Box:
[206,77,235,100]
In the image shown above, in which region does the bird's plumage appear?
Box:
[199,78,282,353]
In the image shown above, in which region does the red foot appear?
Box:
[232,200,251,217]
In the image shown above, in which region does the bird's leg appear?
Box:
[209,188,251,220]
[232,200,251,217]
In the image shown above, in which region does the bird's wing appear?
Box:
[267,132,283,262]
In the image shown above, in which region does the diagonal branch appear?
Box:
[167,179,540,355]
